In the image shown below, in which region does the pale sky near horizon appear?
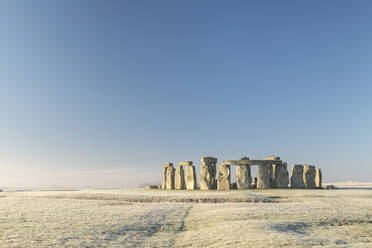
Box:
[0,1,371,189]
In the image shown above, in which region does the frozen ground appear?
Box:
[0,186,372,247]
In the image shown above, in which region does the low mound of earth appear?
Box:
[40,190,282,203]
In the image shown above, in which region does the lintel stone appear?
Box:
[178,161,193,166]
[163,162,173,168]
[222,159,282,166]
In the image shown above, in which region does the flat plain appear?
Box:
[1,185,372,247]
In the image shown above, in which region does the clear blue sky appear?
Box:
[0,1,371,188]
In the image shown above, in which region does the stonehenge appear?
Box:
[315,168,322,188]
[185,164,197,190]
[179,161,197,190]
[264,156,288,188]
[161,156,323,190]
[290,164,321,189]
[257,164,272,189]
[161,163,176,189]
[272,163,289,188]
[236,165,252,189]
[175,164,186,190]
[162,164,167,189]
[256,156,284,189]
[235,156,252,189]
[303,165,316,189]
[199,157,217,190]
[217,164,231,190]
[290,165,305,188]
[162,163,173,189]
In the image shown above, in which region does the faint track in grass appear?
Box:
[168,204,194,247]
[140,204,194,248]
[87,203,194,247]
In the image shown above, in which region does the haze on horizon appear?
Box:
[0,1,371,189]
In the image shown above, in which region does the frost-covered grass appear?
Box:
[175,189,372,247]
[39,189,280,203]
[1,188,372,247]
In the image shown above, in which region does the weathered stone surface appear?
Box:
[161,163,172,189]
[290,165,305,188]
[257,164,272,189]
[162,168,167,189]
[222,159,282,166]
[179,161,193,166]
[264,156,281,161]
[185,165,197,190]
[265,157,278,188]
[315,168,322,188]
[165,164,175,189]
[217,164,231,190]
[236,165,252,189]
[175,165,186,190]
[303,165,316,189]
[200,157,217,190]
[272,164,289,188]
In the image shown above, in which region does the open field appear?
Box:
[1,187,372,247]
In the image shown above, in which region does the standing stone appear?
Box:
[185,165,197,190]
[290,165,305,188]
[162,163,172,189]
[162,166,167,189]
[175,165,186,190]
[264,156,280,188]
[303,165,316,189]
[217,164,231,190]
[257,164,272,189]
[200,157,217,190]
[315,168,322,188]
[236,165,252,189]
[253,177,258,188]
[165,164,175,189]
[272,163,289,188]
